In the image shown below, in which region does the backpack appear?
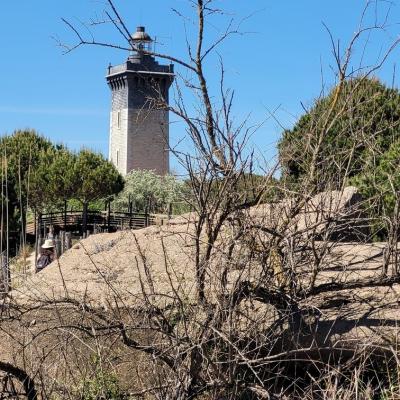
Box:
[37,254,52,271]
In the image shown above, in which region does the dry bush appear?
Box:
[1,1,400,399]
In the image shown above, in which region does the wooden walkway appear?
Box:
[26,210,157,237]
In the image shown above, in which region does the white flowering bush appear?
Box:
[113,169,187,214]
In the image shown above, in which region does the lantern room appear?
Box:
[131,26,153,53]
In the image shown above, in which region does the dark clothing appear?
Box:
[36,251,54,272]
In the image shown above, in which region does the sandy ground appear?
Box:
[0,190,399,394]
[8,219,399,347]
[12,220,198,308]
[2,187,399,378]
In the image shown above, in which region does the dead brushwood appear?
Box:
[1,1,400,399]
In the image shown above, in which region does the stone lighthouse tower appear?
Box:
[106,27,174,175]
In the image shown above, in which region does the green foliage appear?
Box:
[48,148,78,202]
[279,77,400,189]
[352,139,400,227]
[0,130,124,238]
[114,169,186,213]
[0,130,55,231]
[0,129,54,195]
[29,147,123,211]
[72,150,124,205]
[67,198,106,212]
[226,173,281,204]
[80,357,122,400]
[28,147,74,212]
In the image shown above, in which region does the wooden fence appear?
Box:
[27,210,157,237]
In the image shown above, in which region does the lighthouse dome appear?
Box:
[132,26,152,42]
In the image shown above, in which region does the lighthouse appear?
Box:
[106,26,174,175]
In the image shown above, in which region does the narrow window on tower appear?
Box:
[117,111,121,129]
[116,150,119,166]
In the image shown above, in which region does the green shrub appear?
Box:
[80,359,122,400]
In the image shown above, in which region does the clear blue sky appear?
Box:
[1,1,400,172]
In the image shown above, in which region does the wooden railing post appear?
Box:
[107,201,111,233]
[55,235,62,257]
[82,202,88,237]
[43,217,47,239]
[34,212,40,272]
[65,232,72,251]
[60,231,65,255]
[64,199,67,230]
[145,206,149,227]
[36,207,159,237]
[168,203,172,219]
